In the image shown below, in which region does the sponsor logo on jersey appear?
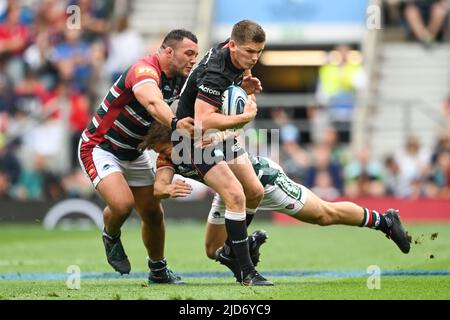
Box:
[276,174,301,200]
[135,66,159,81]
[213,211,221,218]
[199,84,221,96]
[103,164,112,171]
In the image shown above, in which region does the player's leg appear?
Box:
[204,191,270,282]
[95,174,134,274]
[132,185,184,284]
[131,186,165,260]
[290,188,411,253]
[128,150,183,284]
[97,173,135,236]
[205,222,227,260]
[226,151,264,211]
[204,162,272,286]
[206,191,268,268]
[78,142,133,274]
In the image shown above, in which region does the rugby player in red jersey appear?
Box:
[78,30,198,284]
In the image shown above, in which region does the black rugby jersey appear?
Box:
[176,40,245,119]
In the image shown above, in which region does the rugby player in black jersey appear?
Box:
[173,20,272,286]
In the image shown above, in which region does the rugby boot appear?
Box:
[248,229,268,266]
[241,270,274,286]
[383,209,411,254]
[102,229,131,275]
[148,258,185,284]
[215,244,242,282]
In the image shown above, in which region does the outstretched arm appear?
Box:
[154,168,192,199]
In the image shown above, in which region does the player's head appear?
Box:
[143,121,173,157]
[229,20,266,70]
[160,29,199,77]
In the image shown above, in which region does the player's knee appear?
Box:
[222,189,246,210]
[109,199,134,218]
[246,183,264,204]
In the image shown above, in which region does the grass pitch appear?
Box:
[0,221,449,300]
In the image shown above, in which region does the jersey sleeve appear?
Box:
[196,69,229,109]
[156,154,175,172]
[125,63,161,91]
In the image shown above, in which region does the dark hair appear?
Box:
[142,121,172,149]
[231,20,265,44]
[161,29,198,49]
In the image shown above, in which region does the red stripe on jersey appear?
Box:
[113,85,123,95]
[104,97,111,108]
[198,93,221,108]
[84,91,133,147]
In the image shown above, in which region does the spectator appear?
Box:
[74,0,111,42]
[315,45,366,142]
[0,141,21,186]
[321,126,349,166]
[344,146,385,198]
[0,0,32,83]
[104,15,143,83]
[395,135,431,197]
[305,144,343,194]
[311,170,340,200]
[23,31,59,90]
[49,28,92,93]
[0,56,15,114]
[43,80,90,169]
[11,152,63,201]
[14,67,49,114]
[271,107,309,183]
[431,132,450,164]
[383,155,403,196]
[427,151,450,198]
[403,0,450,45]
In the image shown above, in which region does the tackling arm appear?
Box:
[134,82,195,134]
[154,168,192,199]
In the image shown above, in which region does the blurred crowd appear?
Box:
[0,0,449,203]
[384,0,450,46]
[268,110,450,200]
[0,0,141,201]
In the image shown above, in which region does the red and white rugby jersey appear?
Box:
[80,54,185,161]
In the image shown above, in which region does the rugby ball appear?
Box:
[221,85,247,117]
